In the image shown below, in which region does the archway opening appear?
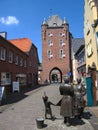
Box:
[49,67,62,83]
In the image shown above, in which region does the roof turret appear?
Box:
[63,17,68,24]
[42,18,48,25]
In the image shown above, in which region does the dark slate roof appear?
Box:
[72,38,85,53]
[71,38,85,57]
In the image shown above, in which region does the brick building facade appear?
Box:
[0,35,38,92]
[40,15,72,84]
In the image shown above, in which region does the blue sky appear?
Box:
[0,0,84,62]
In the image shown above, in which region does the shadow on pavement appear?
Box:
[70,117,85,126]
[83,111,93,119]
[56,111,93,127]
[70,111,93,126]
[2,85,43,105]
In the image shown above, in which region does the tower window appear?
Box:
[48,40,53,46]
[47,50,53,58]
[48,40,51,46]
[48,33,50,36]
[53,22,57,26]
[48,50,51,58]
[60,40,63,46]
[59,49,66,58]
[60,32,65,37]
[60,33,62,36]
[48,33,53,37]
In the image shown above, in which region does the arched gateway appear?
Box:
[49,67,62,83]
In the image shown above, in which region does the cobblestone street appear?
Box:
[0,84,97,130]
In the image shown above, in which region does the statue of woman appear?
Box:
[59,76,74,126]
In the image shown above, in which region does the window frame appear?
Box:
[60,39,63,46]
[15,55,19,65]
[0,47,6,61]
[20,57,23,66]
[8,50,13,63]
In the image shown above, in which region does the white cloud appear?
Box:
[0,16,19,25]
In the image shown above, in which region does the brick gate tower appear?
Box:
[41,15,72,84]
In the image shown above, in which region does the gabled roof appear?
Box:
[9,38,32,53]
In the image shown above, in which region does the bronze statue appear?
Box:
[59,76,74,126]
[42,92,55,120]
[59,76,86,126]
[73,79,86,118]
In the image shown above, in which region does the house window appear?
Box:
[1,72,11,85]
[16,74,26,85]
[0,47,6,61]
[29,61,32,66]
[8,51,13,63]
[20,58,23,66]
[15,55,18,65]
[24,60,27,67]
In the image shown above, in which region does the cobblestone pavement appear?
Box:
[0,84,97,130]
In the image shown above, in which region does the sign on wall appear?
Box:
[12,81,19,93]
[0,87,4,102]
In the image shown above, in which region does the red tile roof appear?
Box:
[9,38,32,52]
